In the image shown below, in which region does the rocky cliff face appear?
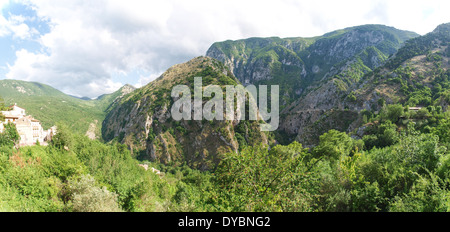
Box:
[207,24,420,146]
[207,38,308,85]
[102,56,268,170]
[207,25,417,86]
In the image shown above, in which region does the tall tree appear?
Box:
[0,96,5,109]
[0,123,20,147]
[0,96,5,122]
[215,142,320,212]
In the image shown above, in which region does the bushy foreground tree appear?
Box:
[67,175,121,212]
[0,123,20,148]
[214,142,320,212]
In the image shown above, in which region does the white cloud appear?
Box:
[0,0,8,8]
[0,16,9,37]
[0,2,40,39]
[8,16,38,39]
[7,49,123,97]
[135,73,161,89]
[366,0,450,35]
[4,0,450,98]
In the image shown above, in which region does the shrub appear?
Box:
[68,175,122,212]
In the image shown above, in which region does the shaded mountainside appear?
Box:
[0,79,135,138]
[282,23,450,145]
[102,56,269,170]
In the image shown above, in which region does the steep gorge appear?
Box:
[102,56,269,170]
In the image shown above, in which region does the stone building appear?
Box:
[1,104,26,123]
[0,104,56,146]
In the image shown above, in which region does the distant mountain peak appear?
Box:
[123,84,135,88]
[120,84,136,94]
[432,22,450,34]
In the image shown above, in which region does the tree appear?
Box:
[0,123,20,148]
[50,123,73,150]
[0,96,6,111]
[67,175,122,212]
[389,173,450,212]
[0,96,6,122]
[313,130,359,164]
[415,108,431,119]
[377,120,400,147]
[381,104,404,123]
[215,142,319,212]
[363,120,400,150]
[431,115,450,144]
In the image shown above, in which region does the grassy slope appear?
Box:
[0,79,129,137]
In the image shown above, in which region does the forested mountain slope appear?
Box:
[0,79,135,138]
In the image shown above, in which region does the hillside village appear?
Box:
[0,104,56,147]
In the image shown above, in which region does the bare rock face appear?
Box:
[120,84,136,96]
[85,120,99,140]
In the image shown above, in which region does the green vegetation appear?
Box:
[214,142,319,211]
[386,23,450,70]
[0,123,215,212]
[0,99,20,148]
[0,96,9,111]
[0,80,133,137]
[1,100,449,212]
[0,123,20,148]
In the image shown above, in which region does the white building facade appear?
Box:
[0,104,55,146]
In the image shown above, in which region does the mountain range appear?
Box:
[1,23,449,169]
[207,23,449,146]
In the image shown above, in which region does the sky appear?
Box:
[1,0,450,98]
